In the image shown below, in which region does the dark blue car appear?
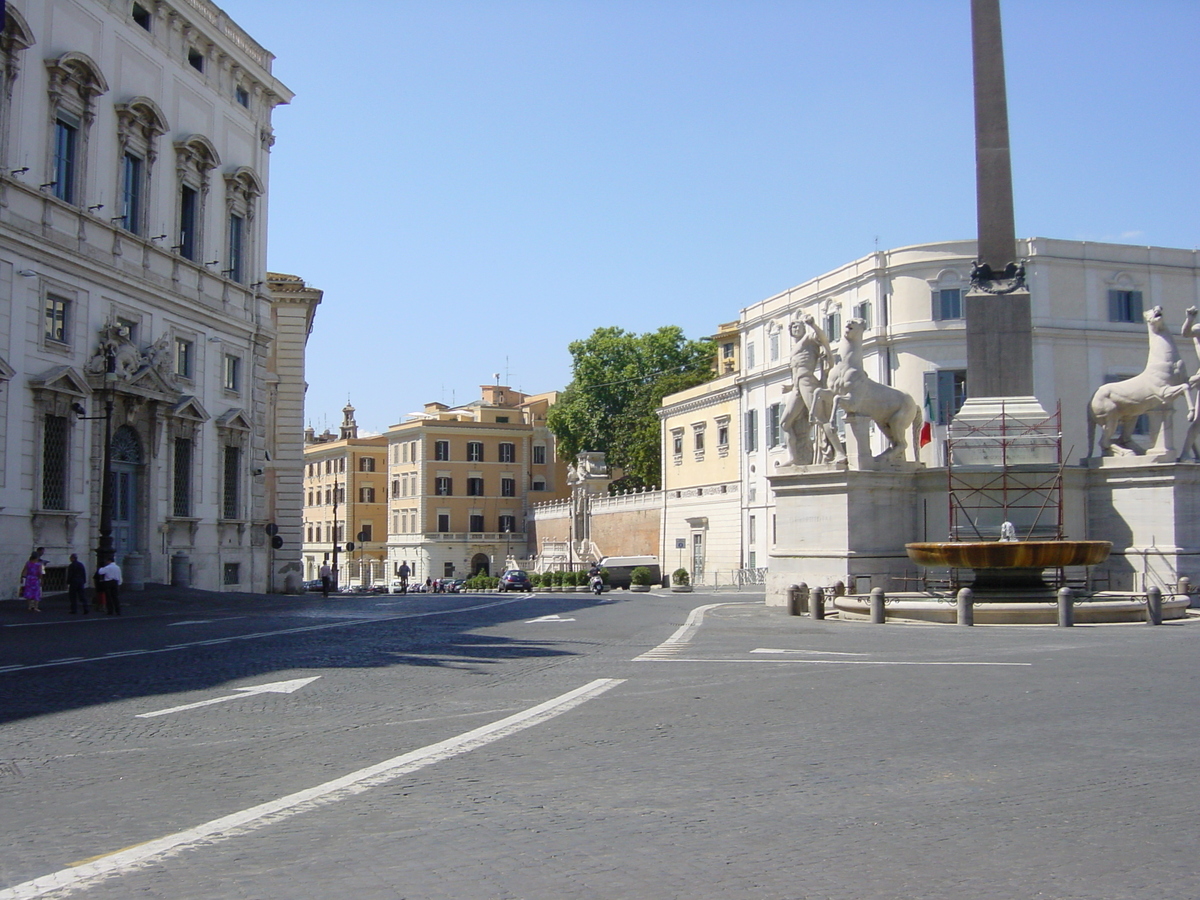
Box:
[498,569,532,592]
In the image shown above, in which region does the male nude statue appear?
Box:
[780,314,845,466]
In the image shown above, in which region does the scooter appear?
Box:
[590,575,604,596]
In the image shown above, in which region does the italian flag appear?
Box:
[919,389,935,448]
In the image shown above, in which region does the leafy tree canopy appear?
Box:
[547,326,716,490]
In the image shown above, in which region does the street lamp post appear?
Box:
[76,347,117,573]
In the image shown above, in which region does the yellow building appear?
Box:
[302,403,388,588]
[659,359,744,585]
[386,384,570,584]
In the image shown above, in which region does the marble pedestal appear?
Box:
[765,466,921,606]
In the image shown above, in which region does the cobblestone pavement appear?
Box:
[1,586,1197,899]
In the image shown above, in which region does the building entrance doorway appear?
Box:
[471,553,490,576]
[111,425,142,557]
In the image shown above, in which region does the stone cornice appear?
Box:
[658,385,739,419]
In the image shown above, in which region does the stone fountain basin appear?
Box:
[905,540,1111,570]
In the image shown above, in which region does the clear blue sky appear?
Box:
[221,0,1199,436]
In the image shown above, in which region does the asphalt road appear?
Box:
[1,588,1197,900]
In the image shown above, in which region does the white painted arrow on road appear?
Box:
[136,676,321,718]
[525,614,576,623]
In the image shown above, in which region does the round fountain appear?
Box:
[904,539,1111,598]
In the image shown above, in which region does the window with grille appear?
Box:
[222,445,240,519]
[42,415,68,509]
[223,563,240,585]
[173,437,193,516]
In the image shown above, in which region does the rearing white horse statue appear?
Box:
[1087,305,1189,458]
[826,318,920,464]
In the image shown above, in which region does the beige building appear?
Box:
[302,404,387,587]
[0,0,307,593]
[659,347,743,584]
[385,384,570,583]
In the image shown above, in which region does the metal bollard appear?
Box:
[789,582,807,616]
[1146,585,1162,626]
[809,586,825,620]
[1057,587,1074,627]
[869,587,886,624]
[956,587,974,626]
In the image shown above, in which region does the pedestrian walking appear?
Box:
[20,552,44,612]
[97,557,122,616]
[397,561,410,595]
[319,562,332,598]
[67,553,88,614]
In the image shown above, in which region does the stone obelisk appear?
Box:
[963,0,1033,399]
[953,0,1051,463]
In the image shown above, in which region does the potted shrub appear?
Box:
[573,570,588,592]
[630,566,653,592]
[549,570,563,591]
[671,568,693,592]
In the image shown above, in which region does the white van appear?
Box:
[597,556,661,590]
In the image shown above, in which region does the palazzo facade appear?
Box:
[0,1,312,593]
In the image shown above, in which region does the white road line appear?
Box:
[0,596,533,675]
[632,602,740,661]
[635,658,1032,666]
[751,648,866,656]
[0,677,625,900]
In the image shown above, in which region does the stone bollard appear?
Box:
[1057,587,1074,627]
[809,586,825,620]
[869,587,886,624]
[1177,576,1194,609]
[789,583,807,616]
[1146,585,1162,626]
[956,587,974,626]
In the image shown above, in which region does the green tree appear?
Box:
[547,326,716,489]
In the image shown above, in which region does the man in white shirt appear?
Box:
[97,557,122,616]
[319,562,332,598]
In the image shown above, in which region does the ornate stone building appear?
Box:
[0,1,313,593]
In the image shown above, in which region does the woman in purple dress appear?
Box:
[21,553,43,612]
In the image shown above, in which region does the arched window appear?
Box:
[44,52,108,205]
[173,135,220,261]
[114,98,168,236]
[0,4,34,170]
[223,166,262,283]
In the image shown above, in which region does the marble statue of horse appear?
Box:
[1087,305,1189,458]
[827,318,920,463]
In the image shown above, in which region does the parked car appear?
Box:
[304,579,326,592]
[446,579,465,593]
[497,569,533,592]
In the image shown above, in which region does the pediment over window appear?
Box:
[170,395,210,423]
[45,51,109,100]
[175,134,221,172]
[216,407,252,432]
[225,166,263,199]
[0,355,15,383]
[29,365,89,397]
[2,5,36,53]
[115,96,169,144]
